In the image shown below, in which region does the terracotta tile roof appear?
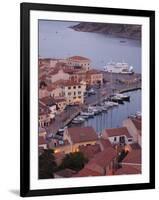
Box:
[122,149,141,164]
[79,144,101,159]
[38,136,46,145]
[40,96,56,107]
[68,127,98,144]
[98,139,112,150]
[86,69,102,74]
[68,56,90,61]
[39,102,51,115]
[54,98,66,103]
[63,68,77,74]
[105,127,132,138]
[89,147,117,168]
[74,167,102,177]
[49,67,76,76]
[47,84,56,91]
[114,165,141,175]
[53,79,82,87]
[64,80,82,87]
[84,163,105,175]
[53,79,66,86]
[54,168,76,178]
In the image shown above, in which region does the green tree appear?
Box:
[39,149,57,179]
[59,152,88,171]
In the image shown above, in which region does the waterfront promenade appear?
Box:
[45,73,141,137]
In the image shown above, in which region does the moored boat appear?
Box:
[115,93,130,101]
[110,96,124,104]
[80,111,94,117]
[72,116,85,124]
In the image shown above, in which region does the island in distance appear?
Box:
[70,22,141,40]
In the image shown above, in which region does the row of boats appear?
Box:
[71,93,130,124]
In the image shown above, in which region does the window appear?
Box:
[78,96,81,99]
[68,86,71,89]
[128,138,132,142]
[73,86,76,89]
[68,92,71,96]
[114,137,117,142]
[73,97,76,99]
[74,92,76,96]
[78,91,81,95]
[78,86,81,88]
[119,136,125,143]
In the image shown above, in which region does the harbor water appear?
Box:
[70,90,141,134]
[39,20,141,73]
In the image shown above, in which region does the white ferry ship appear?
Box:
[104,61,134,74]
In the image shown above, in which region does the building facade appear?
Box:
[63,81,86,105]
[67,56,91,71]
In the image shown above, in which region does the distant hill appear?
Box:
[70,22,141,40]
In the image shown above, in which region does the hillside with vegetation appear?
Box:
[70,22,141,40]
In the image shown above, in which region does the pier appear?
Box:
[46,73,141,137]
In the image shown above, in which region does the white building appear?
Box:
[123,117,141,147]
[102,127,134,145]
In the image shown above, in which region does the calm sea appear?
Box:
[39,20,141,73]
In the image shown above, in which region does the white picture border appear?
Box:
[30,10,150,190]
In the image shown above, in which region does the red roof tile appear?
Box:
[79,144,101,159]
[86,69,102,74]
[122,149,141,164]
[39,101,51,115]
[98,139,112,150]
[89,147,116,167]
[114,165,141,175]
[68,127,98,144]
[64,80,82,86]
[68,56,90,61]
[74,167,102,177]
[40,96,56,107]
[47,84,56,91]
[54,98,66,103]
[105,127,132,138]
